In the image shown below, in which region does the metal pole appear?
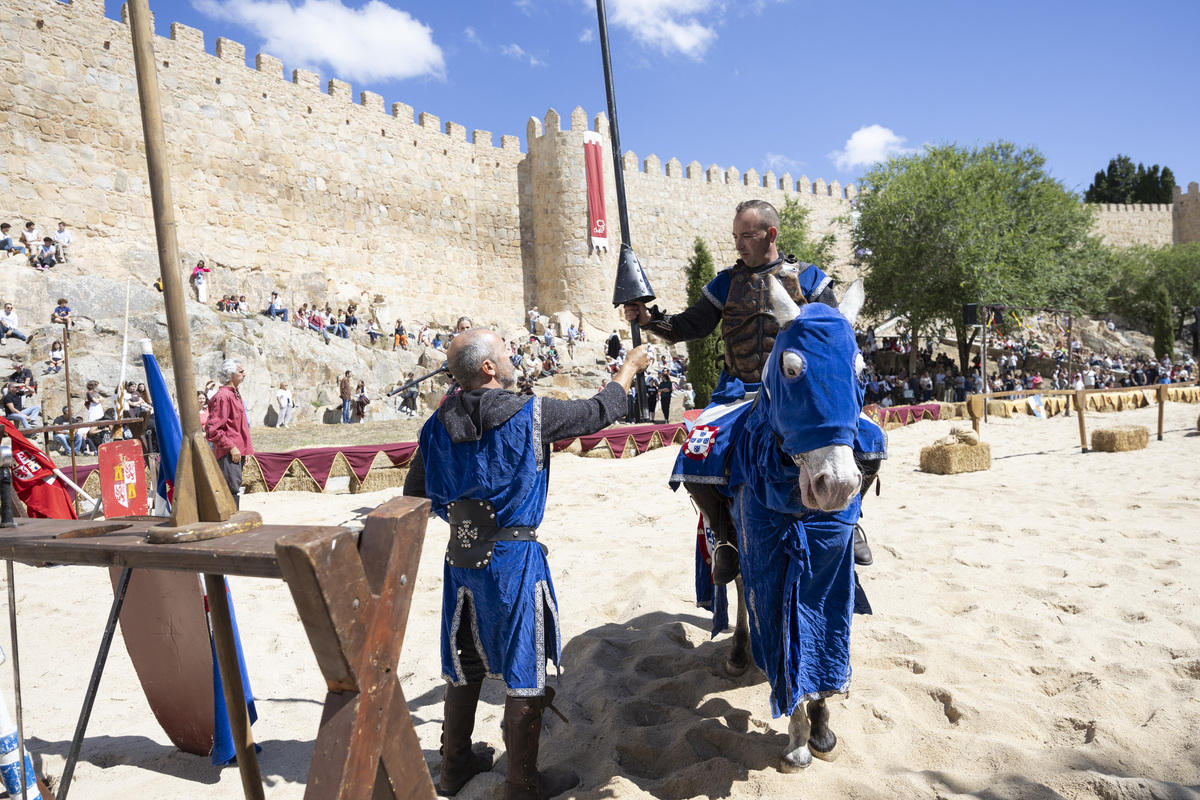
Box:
[126,0,201,439]
[6,561,28,800]
[58,567,132,800]
[981,307,989,424]
[596,0,648,422]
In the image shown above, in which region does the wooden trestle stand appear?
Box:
[0,1,437,796]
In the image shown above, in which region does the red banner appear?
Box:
[98,439,148,517]
[1,418,77,519]
[584,131,609,251]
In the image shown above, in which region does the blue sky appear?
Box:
[113,0,1198,196]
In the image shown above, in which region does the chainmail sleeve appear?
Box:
[641,295,723,344]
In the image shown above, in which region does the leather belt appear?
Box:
[446,498,543,569]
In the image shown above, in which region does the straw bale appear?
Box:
[555,439,584,456]
[241,456,268,494]
[920,440,991,475]
[582,440,615,459]
[352,452,409,493]
[1091,425,1149,453]
[986,400,1014,418]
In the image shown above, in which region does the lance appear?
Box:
[386,363,449,397]
[595,0,656,423]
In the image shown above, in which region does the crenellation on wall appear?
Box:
[623,151,638,172]
[666,158,682,179]
[327,78,351,103]
[743,168,758,187]
[360,91,384,114]
[706,164,722,183]
[500,135,520,151]
[1173,183,1200,245]
[570,106,587,132]
[779,172,792,191]
[1094,201,1174,248]
[543,108,561,134]
[215,37,243,64]
[472,129,493,147]
[391,102,412,124]
[797,175,811,193]
[527,117,542,140]
[169,21,202,49]
[686,161,702,180]
[292,68,318,90]
[445,121,466,141]
[762,171,775,189]
[592,113,607,133]
[643,154,661,176]
[725,166,739,185]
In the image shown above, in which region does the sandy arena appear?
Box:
[3,401,1199,800]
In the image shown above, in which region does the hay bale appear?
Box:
[1091,425,1149,453]
[920,440,991,475]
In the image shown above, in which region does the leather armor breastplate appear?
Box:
[720,258,808,383]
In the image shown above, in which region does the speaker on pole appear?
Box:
[963,303,978,327]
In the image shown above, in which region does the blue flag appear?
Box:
[140,341,259,765]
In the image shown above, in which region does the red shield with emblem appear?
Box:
[684,425,719,461]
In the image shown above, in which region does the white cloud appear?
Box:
[193,0,444,83]
[514,0,535,15]
[464,26,486,50]
[764,152,803,173]
[608,0,718,59]
[579,27,594,43]
[500,43,544,67]
[829,125,913,172]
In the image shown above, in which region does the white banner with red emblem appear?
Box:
[583,131,609,251]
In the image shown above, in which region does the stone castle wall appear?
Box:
[1,0,1193,340]
[1091,202,1175,248]
[1174,182,1200,245]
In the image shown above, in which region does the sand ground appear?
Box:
[4,402,1200,799]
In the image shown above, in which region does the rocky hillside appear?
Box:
[3,262,612,428]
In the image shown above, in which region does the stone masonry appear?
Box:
[1,0,1195,339]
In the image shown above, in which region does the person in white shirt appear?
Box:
[53,222,73,264]
[18,222,38,261]
[275,382,294,428]
[0,303,27,343]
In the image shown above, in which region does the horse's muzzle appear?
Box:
[794,445,861,512]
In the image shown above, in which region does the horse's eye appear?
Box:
[781,350,807,381]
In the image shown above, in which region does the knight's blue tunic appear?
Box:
[420,398,561,696]
[726,303,866,718]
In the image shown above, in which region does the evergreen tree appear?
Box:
[685,237,719,407]
[1153,284,1175,360]
[776,198,836,267]
[1085,155,1176,204]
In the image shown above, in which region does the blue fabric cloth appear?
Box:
[420,399,560,694]
[725,302,865,718]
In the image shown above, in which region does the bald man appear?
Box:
[404,328,650,798]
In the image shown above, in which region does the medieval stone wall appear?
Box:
[1091,202,1175,249]
[1174,182,1200,245]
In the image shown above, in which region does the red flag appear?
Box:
[584,131,609,251]
[1,418,78,519]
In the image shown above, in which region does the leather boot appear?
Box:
[853,524,873,567]
[438,681,494,795]
[502,688,579,800]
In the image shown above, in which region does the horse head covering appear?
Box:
[761,281,864,459]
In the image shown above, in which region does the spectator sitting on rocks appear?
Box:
[432,333,445,352]
[344,304,359,333]
[216,295,230,312]
[10,361,35,391]
[34,238,56,271]
[0,302,28,344]
[237,294,250,315]
[19,222,38,264]
[366,319,380,344]
[0,223,26,258]
[3,382,40,429]
[52,406,88,455]
[294,303,309,328]
[308,307,331,344]
[47,341,63,374]
[53,222,73,264]
[265,291,289,322]
[325,306,348,339]
[394,320,407,350]
[50,298,73,329]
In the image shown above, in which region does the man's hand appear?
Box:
[623,301,650,327]
[230,446,242,464]
[612,344,652,391]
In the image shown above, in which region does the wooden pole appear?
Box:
[63,325,78,499]
[126,3,261,796]
[1075,388,1088,452]
[1157,382,1167,441]
[981,307,989,424]
[1064,315,1074,418]
[125,0,200,439]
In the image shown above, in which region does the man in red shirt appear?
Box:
[205,358,252,508]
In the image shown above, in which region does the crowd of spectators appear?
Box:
[1,220,73,270]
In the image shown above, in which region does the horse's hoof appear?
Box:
[724,655,749,678]
[779,746,813,773]
[808,735,839,762]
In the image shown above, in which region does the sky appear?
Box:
[111,0,1199,196]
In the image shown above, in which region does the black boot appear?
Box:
[438,681,494,795]
[502,688,578,800]
[853,524,873,567]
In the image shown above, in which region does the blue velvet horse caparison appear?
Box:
[725,295,867,719]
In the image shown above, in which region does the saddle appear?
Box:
[447,498,544,569]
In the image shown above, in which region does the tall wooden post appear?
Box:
[1075,388,1088,452]
[125,2,263,797]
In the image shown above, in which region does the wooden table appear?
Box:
[0,496,436,800]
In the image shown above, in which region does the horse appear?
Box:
[721,276,868,772]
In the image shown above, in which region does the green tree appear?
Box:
[685,237,719,407]
[1109,243,1200,337]
[853,142,1098,372]
[1085,155,1176,204]
[1153,284,1175,360]
[776,197,836,268]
